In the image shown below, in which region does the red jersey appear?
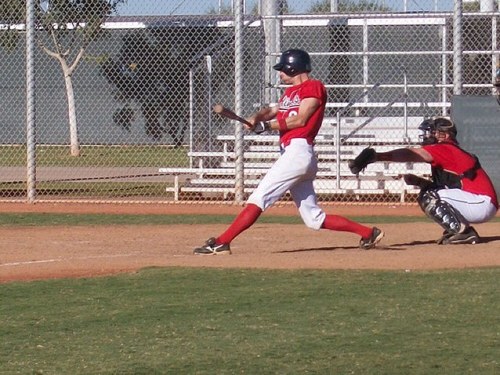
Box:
[277,79,327,147]
[423,142,498,208]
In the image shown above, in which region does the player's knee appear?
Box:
[417,188,466,233]
[417,188,439,215]
[300,211,325,230]
[246,194,268,211]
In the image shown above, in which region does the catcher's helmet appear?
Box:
[418,117,457,145]
[273,49,312,77]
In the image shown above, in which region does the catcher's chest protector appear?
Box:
[431,151,481,189]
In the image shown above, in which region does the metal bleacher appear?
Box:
[159,116,431,201]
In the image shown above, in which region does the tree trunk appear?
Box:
[61,59,80,157]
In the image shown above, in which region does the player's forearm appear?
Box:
[267,116,301,131]
[248,107,278,123]
[376,148,427,163]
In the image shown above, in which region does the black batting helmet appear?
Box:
[418,117,457,145]
[273,49,312,77]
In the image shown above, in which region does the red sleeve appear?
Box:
[301,80,325,103]
[423,144,460,170]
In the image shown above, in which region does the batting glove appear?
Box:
[253,121,271,134]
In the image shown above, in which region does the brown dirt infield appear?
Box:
[0,202,499,283]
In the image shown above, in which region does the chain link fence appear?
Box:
[0,0,499,204]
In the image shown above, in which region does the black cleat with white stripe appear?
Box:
[194,237,232,255]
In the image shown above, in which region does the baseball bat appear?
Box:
[213,104,253,127]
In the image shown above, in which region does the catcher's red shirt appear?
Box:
[423,142,498,208]
[277,79,327,147]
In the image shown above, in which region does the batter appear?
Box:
[194,49,384,255]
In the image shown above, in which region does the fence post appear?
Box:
[492,15,498,96]
[234,0,245,204]
[441,22,448,115]
[26,0,36,203]
[453,0,463,96]
[206,55,213,151]
[262,0,281,105]
[335,112,341,189]
[189,69,194,169]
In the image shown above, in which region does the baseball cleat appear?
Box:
[436,230,454,245]
[442,226,480,245]
[359,227,384,250]
[193,237,231,255]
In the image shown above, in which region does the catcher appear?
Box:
[348,117,498,244]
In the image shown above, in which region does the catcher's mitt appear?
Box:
[348,147,376,175]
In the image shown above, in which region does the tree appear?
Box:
[100,32,176,143]
[39,0,126,156]
[463,2,480,12]
[207,1,289,16]
[207,4,233,15]
[100,25,226,147]
[309,0,391,13]
[0,0,125,156]
[0,0,25,51]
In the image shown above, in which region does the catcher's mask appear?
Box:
[418,117,457,145]
[273,49,312,77]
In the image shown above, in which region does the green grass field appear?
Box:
[1,268,499,374]
[0,213,499,374]
[0,145,188,198]
[0,145,189,167]
[0,212,437,227]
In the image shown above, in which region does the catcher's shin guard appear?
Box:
[417,189,467,234]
